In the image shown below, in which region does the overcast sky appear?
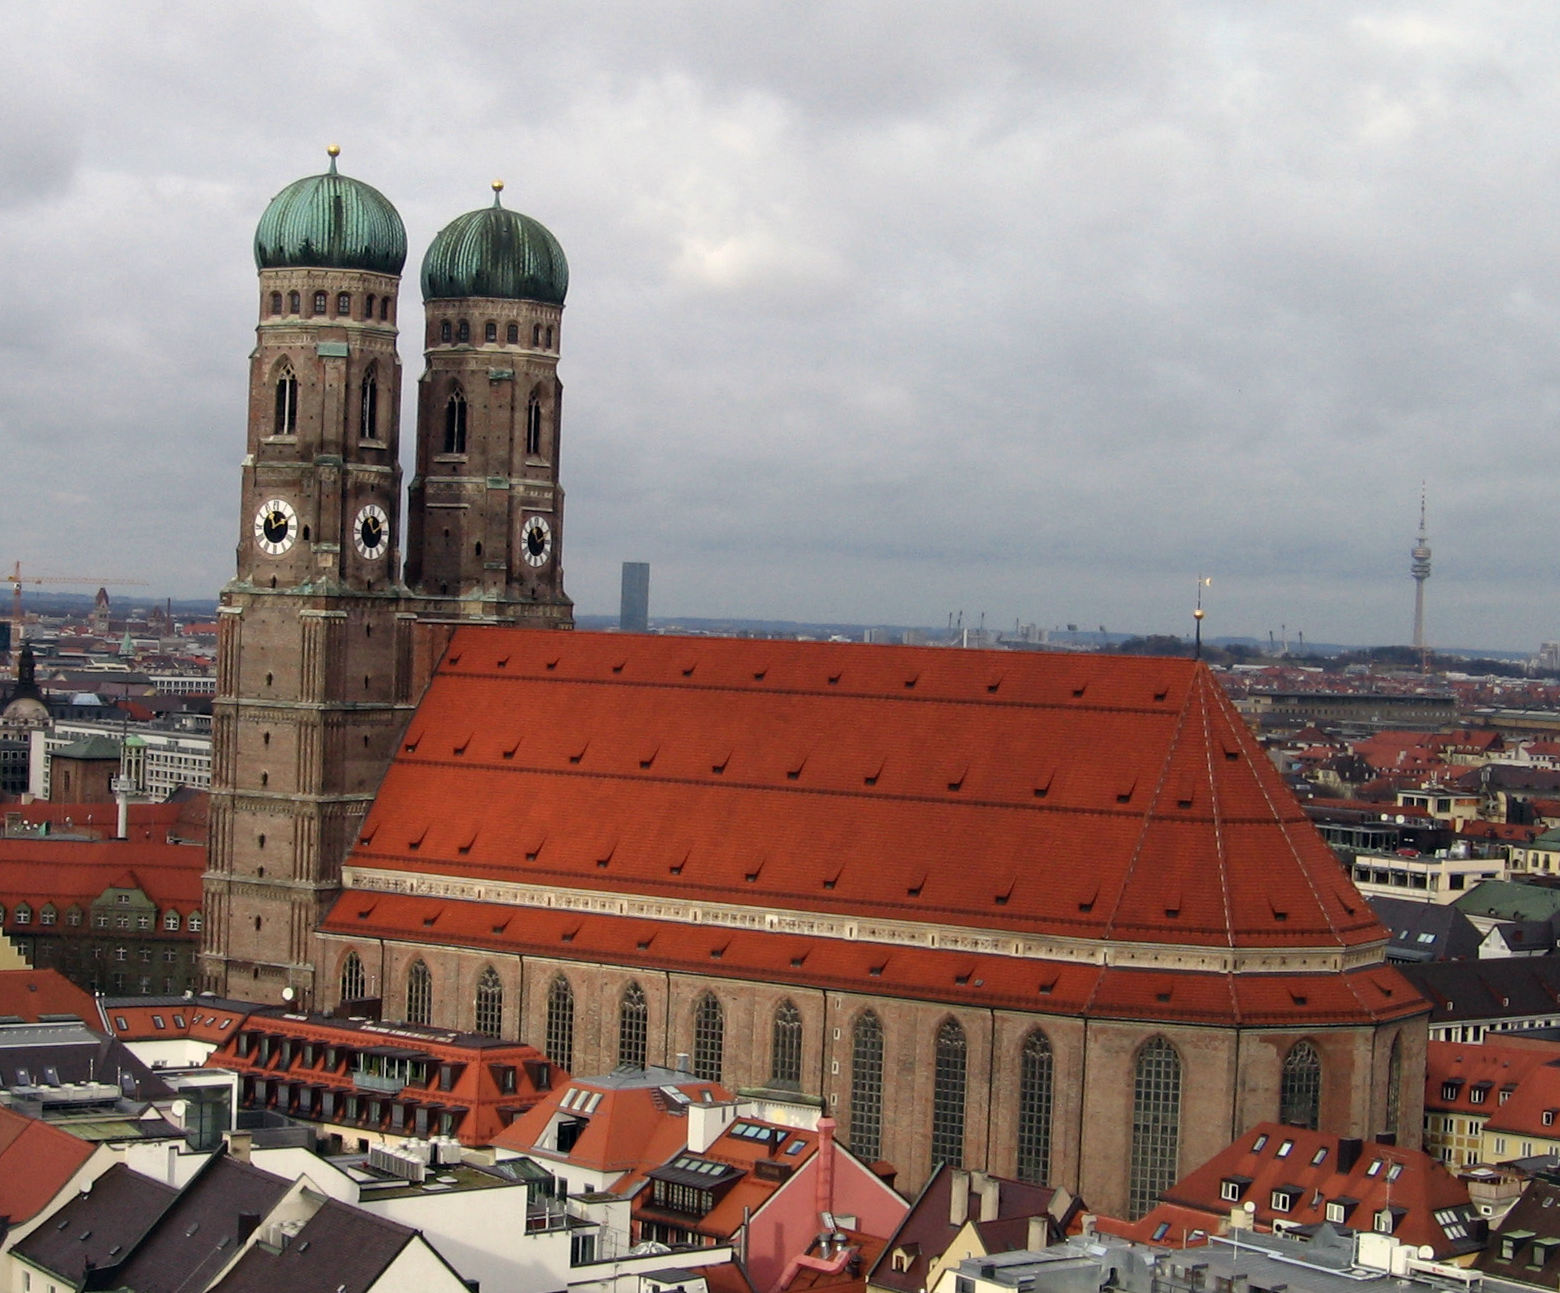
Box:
[3,3,1559,649]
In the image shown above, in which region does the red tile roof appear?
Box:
[323,892,1421,1028]
[1424,1039,1560,1118]
[0,1104,95,1225]
[0,969,96,1022]
[342,632,1384,954]
[0,835,203,931]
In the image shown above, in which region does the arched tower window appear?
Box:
[457,319,470,343]
[526,392,542,456]
[274,364,299,436]
[1017,1029,1054,1184]
[288,290,300,314]
[475,965,503,1037]
[619,981,648,1068]
[380,296,389,321]
[931,1018,967,1170]
[533,323,542,346]
[850,1010,884,1162]
[546,974,575,1072]
[1385,1034,1403,1137]
[507,322,519,343]
[405,959,432,1026]
[360,368,378,441]
[313,290,327,314]
[444,389,467,454]
[340,951,365,1003]
[336,292,350,315]
[485,321,497,342]
[440,319,452,342]
[1280,1041,1322,1131]
[693,991,724,1082]
[269,291,282,315]
[546,325,554,348]
[1128,1037,1182,1219]
[770,1000,803,1088]
[365,293,376,319]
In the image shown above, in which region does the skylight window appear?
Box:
[1311,1147,1327,1166]
[1252,1134,1268,1152]
[1366,1159,1383,1177]
[1276,1139,1294,1158]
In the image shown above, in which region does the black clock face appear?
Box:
[522,516,552,567]
[527,525,546,556]
[253,498,298,555]
[263,511,290,544]
[361,515,381,547]
[354,504,390,559]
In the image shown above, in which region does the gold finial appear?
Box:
[326,143,340,175]
[492,179,505,207]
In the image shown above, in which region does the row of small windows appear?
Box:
[3,903,197,931]
[438,319,555,349]
[269,290,393,322]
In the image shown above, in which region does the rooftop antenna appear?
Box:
[1411,484,1432,673]
[1193,576,1211,660]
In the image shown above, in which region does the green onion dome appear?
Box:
[254,146,406,275]
[421,182,568,304]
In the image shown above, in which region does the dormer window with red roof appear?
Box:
[1271,1187,1297,1212]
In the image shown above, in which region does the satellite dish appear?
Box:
[281,987,296,1004]
[1418,1245,1434,1260]
[171,1099,188,1120]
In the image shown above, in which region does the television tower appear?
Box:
[1411,487,1431,659]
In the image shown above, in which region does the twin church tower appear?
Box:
[202,149,573,1002]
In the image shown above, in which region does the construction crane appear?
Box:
[5,562,148,674]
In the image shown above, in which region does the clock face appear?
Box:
[354,504,390,559]
[253,498,298,555]
[522,515,553,567]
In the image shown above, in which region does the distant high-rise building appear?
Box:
[620,561,650,633]
[1411,489,1432,655]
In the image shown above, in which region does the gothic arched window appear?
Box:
[850,1010,884,1162]
[340,951,365,1003]
[1280,1041,1322,1130]
[1385,1034,1403,1137]
[931,1018,967,1170]
[406,959,432,1025]
[457,319,470,343]
[619,982,648,1068]
[380,296,389,321]
[365,293,376,320]
[360,368,378,441]
[475,965,503,1037]
[770,1000,802,1088]
[313,290,327,314]
[533,323,542,346]
[693,992,724,1082]
[444,389,467,454]
[440,319,452,342]
[1128,1037,1182,1218]
[1017,1029,1054,1184]
[270,291,282,315]
[485,321,497,342]
[507,322,519,344]
[288,290,300,314]
[546,974,575,1072]
[336,292,351,315]
[525,393,542,456]
[274,364,298,435]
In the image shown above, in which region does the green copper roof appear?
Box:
[254,148,406,275]
[421,183,568,304]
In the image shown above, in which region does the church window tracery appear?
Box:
[1128,1037,1182,1218]
[770,1000,802,1088]
[1017,1029,1054,1184]
[619,982,648,1068]
[475,965,503,1037]
[341,951,365,1003]
[850,1010,884,1162]
[360,368,378,441]
[406,959,432,1025]
[930,1017,967,1170]
[274,364,299,436]
[693,991,724,1082]
[444,389,467,454]
[546,973,575,1071]
[526,392,542,455]
[1280,1040,1322,1130]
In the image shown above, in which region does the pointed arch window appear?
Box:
[313,290,327,314]
[359,368,379,441]
[546,974,575,1072]
[365,293,376,320]
[444,389,467,454]
[526,392,542,455]
[380,296,389,321]
[770,1000,803,1088]
[1280,1041,1322,1131]
[269,291,282,315]
[336,292,351,315]
[1128,1037,1182,1218]
[485,321,497,342]
[288,290,300,314]
[693,991,724,1082]
[475,965,503,1037]
[440,319,452,342]
[533,324,542,346]
[274,364,299,435]
[619,981,648,1068]
[931,1018,967,1170]
[405,959,432,1025]
[1385,1034,1403,1137]
[507,322,519,344]
[340,951,365,1003]
[457,319,470,343]
[850,1010,884,1162]
[1017,1030,1054,1183]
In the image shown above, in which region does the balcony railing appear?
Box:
[351,1069,406,1094]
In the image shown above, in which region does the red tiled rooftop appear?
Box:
[0,1104,95,1225]
[344,632,1384,953]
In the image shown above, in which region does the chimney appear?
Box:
[226,1131,252,1163]
[1336,1137,1363,1174]
[1027,1215,1046,1251]
[818,1117,838,1221]
[948,1169,971,1225]
[675,1052,691,1073]
[166,1143,179,1185]
[979,1175,1001,1223]
[237,1212,261,1244]
[687,1100,736,1153]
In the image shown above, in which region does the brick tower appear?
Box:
[202,148,419,1005]
[404,182,573,627]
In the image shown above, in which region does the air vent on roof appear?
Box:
[907,875,925,898]
[828,672,842,686]
[496,656,509,669]
[447,653,462,667]
[637,937,653,951]
[1116,778,1136,805]
[1078,885,1098,914]
[1072,681,1087,698]
[408,827,428,851]
[1221,736,1241,762]
[1289,991,1308,1006]
[596,842,616,869]
[869,962,885,977]
[545,657,560,670]
[1269,898,1289,922]
[457,832,477,856]
[359,825,378,846]
[524,834,545,862]
[745,862,764,883]
[568,742,588,765]
[611,660,626,673]
[1155,990,1171,1003]
[502,739,520,760]
[710,943,727,960]
[1037,978,1056,996]
[995,878,1015,907]
[639,747,658,769]
[787,755,806,781]
[682,661,697,677]
[753,668,767,681]
[791,955,806,968]
[422,910,440,927]
[1033,768,1055,799]
[561,927,578,943]
[356,904,376,920]
[1176,776,1197,809]
[946,764,966,792]
[822,869,840,891]
[403,730,422,754]
[986,674,1003,694]
[903,674,918,689]
[711,751,730,775]
[1163,890,1181,919]
[864,759,883,787]
[491,918,510,935]
[1153,683,1170,702]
